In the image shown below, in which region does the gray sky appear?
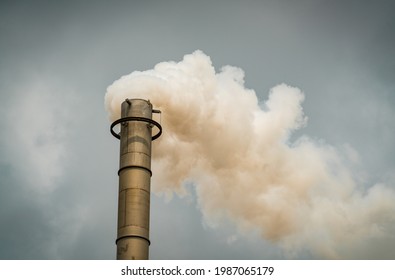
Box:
[1,0,394,259]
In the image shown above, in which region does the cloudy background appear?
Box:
[1,0,394,259]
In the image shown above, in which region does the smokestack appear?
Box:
[110,98,162,260]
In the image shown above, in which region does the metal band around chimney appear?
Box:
[116,235,151,246]
[110,116,162,140]
[118,165,152,176]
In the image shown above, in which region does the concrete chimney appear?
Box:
[110,98,162,260]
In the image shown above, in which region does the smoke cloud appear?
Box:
[105,50,395,258]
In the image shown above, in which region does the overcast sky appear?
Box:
[1,0,394,260]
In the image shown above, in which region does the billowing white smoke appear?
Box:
[105,50,395,258]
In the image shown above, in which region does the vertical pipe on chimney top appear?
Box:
[116,99,153,260]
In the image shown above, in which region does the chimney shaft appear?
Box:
[111,99,162,260]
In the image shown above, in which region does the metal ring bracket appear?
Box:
[110,116,162,140]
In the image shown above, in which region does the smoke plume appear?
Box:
[105,50,395,258]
